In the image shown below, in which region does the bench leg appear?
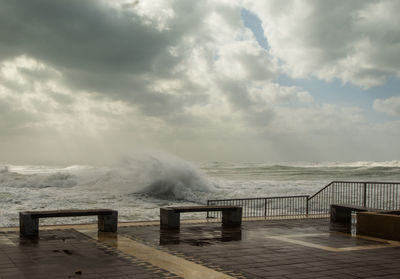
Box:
[98,211,118,232]
[330,206,352,224]
[222,208,242,227]
[160,208,180,229]
[19,213,39,237]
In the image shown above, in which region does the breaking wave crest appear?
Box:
[0,152,215,202]
[112,153,215,201]
[0,169,77,188]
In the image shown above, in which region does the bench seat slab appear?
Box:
[22,209,114,218]
[168,206,241,213]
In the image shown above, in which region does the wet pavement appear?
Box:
[1,218,400,278]
[0,229,181,279]
[120,218,400,279]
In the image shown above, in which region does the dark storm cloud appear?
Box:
[49,91,75,106]
[0,0,208,117]
[0,0,170,73]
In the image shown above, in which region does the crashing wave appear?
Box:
[0,152,215,202]
[113,152,214,201]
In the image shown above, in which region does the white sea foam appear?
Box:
[1,157,400,227]
[200,160,400,169]
[77,152,215,202]
[2,152,214,199]
[280,160,400,168]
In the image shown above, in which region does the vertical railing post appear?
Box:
[306,196,309,217]
[207,200,210,219]
[363,183,367,207]
[264,198,267,218]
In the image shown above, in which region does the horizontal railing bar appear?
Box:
[308,181,334,200]
[331,181,400,185]
[208,195,309,202]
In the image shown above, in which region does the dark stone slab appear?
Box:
[165,206,242,213]
[21,209,115,218]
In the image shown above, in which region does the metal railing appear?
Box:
[207,195,308,219]
[207,181,400,219]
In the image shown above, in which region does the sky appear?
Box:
[0,0,399,164]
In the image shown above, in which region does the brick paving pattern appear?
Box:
[1,218,400,278]
[120,219,400,279]
[0,229,181,279]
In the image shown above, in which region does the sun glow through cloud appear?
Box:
[0,0,399,164]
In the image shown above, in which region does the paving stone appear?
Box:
[0,230,182,279]
[2,218,400,278]
[120,218,400,279]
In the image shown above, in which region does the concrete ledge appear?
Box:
[357,212,400,241]
[330,204,376,224]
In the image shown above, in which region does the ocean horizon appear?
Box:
[1,155,400,227]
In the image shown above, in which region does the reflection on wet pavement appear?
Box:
[159,227,242,245]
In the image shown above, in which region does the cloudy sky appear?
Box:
[0,0,399,164]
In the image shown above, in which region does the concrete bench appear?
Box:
[330,204,380,224]
[160,206,242,229]
[19,209,118,237]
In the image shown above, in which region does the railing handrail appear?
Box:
[330,181,400,185]
[308,181,334,200]
[208,195,309,203]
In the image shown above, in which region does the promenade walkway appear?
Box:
[1,218,400,278]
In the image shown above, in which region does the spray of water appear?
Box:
[1,151,215,202]
[105,151,215,200]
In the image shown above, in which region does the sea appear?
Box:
[1,153,400,227]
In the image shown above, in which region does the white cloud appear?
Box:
[373,96,400,116]
[215,40,278,81]
[245,0,400,88]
